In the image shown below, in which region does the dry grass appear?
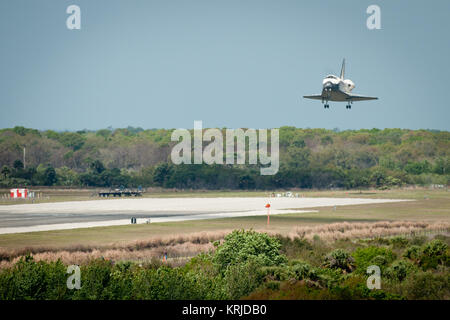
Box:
[285,221,450,242]
[0,221,449,269]
[0,230,229,269]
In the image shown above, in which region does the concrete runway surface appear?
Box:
[0,197,409,234]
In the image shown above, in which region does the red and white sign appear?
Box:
[10,188,28,199]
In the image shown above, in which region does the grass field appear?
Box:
[0,188,448,252]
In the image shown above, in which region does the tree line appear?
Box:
[0,126,448,189]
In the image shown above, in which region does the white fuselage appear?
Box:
[321,75,355,101]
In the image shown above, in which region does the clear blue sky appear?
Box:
[1,0,449,131]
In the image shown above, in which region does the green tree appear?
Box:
[89,160,105,174]
[96,129,111,140]
[1,165,10,179]
[213,230,287,274]
[238,174,255,189]
[43,166,57,186]
[58,132,85,151]
[13,159,24,170]
[370,169,386,187]
[56,167,79,186]
[153,162,173,186]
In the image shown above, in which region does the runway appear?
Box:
[0,197,409,234]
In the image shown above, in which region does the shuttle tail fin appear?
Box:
[340,58,345,79]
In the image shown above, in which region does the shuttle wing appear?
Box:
[303,94,323,100]
[344,93,378,101]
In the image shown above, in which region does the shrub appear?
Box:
[372,254,387,266]
[223,259,264,299]
[368,237,391,246]
[409,235,427,246]
[290,261,317,280]
[419,239,449,270]
[212,230,287,273]
[73,259,113,300]
[433,234,450,245]
[103,262,137,299]
[385,260,415,281]
[184,254,225,300]
[403,271,450,300]
[328,276,401,300]
[277,236,312,258]
[265,281,280,291]
[316,267,344,288]
[353,247,396,274]
[422,239,447,257]
[390,236,409,248]
[132,265,202,300]
[0,255,69,300]
[323,249,355,272]
[261,266,294,281]
[403,245,421,262]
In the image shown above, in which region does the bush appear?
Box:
[422,239,447,257]
[316,267,345,288]
[103,262,136,299]
[323,249,355,272]
[329,275,402,300]
[353,247,396,274]
[290,261,317,280]
[385,260,415,281]
[390,236,409,248]
[277,236,312,258]
[265,281,280,291]
[403,245,421,262]
[419,239,449,270]
[223,259,264,299]
[261,266,294,281]
[409,235,427,246]
[433,234,450,245]
[0,255,68,300]
[212,230,287,273]
[403,271,450,300]
[132,265,202,300]
[184,254,225,300]
[373,255,389,267]
[73,259,113,300]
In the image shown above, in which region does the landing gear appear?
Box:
[346,101,352,109]
[324,102,330,109]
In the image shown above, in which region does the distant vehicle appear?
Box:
[303,59,378,109]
